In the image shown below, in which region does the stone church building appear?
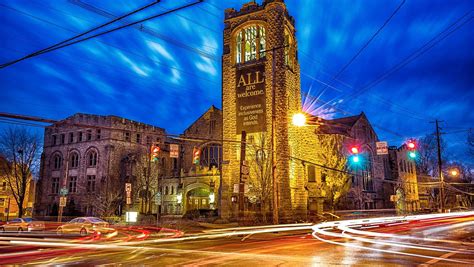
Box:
[35,0,398,221]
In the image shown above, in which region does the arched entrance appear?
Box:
[186,187,211,211]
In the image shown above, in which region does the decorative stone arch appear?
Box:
[68,149,81,169]
[231,20,268,64]
[50,150,63,170]
[182,182,211,214]
[85,146,100,167]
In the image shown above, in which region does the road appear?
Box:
[1,212,473,266]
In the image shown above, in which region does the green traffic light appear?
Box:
[351,155,360,163]
[408,151,416,159]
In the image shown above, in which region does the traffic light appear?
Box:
[151,144,160,162]
[349,146,361,164]
[406,139,417,160]
[192,147,201,165]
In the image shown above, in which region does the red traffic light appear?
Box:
[406,140,416,150]
[350,146,359,154]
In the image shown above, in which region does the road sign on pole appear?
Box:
[376,141,388,155]
[60,187,68,196]
[170,144,179,158]
[59,196,67,207]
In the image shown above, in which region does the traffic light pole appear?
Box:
[239,131,247,221]
[433,119,445,212]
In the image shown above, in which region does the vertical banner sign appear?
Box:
[236,64,266,133]
[170,144,179,158]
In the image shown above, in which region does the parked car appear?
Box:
[0,218,45,233]
[56,217,110,236]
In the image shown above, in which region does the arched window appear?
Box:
[235,24,266,64]
[87,150,98,167]
[165,186,169,195]
[53,154,62,170]
[70,152,79,169]
[201,143,222,169]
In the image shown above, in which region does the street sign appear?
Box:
[60,187,68,196]
[233,184,239,193]
[126,197,132,205]
[59,196,67,207]
[376,141,388,155]
[170,144,179,158]
[241,160,250,182]
[125,183,132,193]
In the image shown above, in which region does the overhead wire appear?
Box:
[0,2,220,86]
[0,0,161,69]
[0,0,205,69]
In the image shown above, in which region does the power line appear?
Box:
[314,0,405,105]
[0,0,204,69]
[0,0,161,69]
[335,10,474,105]
[0,1,221,87]
[69,0,219,59]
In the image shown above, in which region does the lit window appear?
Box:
[235,25,266,64]
[284,28,295,69]
[200,144,222,169]
[307,165,316,182]
[244,26,257,61]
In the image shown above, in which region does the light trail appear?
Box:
[311,211,474,264]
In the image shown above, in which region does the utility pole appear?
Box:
[433,119,445,212]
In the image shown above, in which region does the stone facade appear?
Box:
[388,145,420,214]
[313,113,392,212]
[159,106,222,216]
[35,113,166,217]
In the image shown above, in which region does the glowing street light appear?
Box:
[449,168,459,177]
[292,113,307,127]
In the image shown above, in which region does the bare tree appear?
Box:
[316,135,350,212]
[0,127,41,218]
[134,152,161,214]
[247,133,272,223]
[468,129,474,158]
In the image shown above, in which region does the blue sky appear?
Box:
[0,0,473,162]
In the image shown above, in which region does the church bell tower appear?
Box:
[220,0,306,222]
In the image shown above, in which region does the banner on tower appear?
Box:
[236,64,266,133]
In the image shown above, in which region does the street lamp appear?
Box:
[449,168,459,177]
[292,113,323,127]
[292,113,307,127]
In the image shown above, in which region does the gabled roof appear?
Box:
[183,105,221,134]
[316,113,365,136]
